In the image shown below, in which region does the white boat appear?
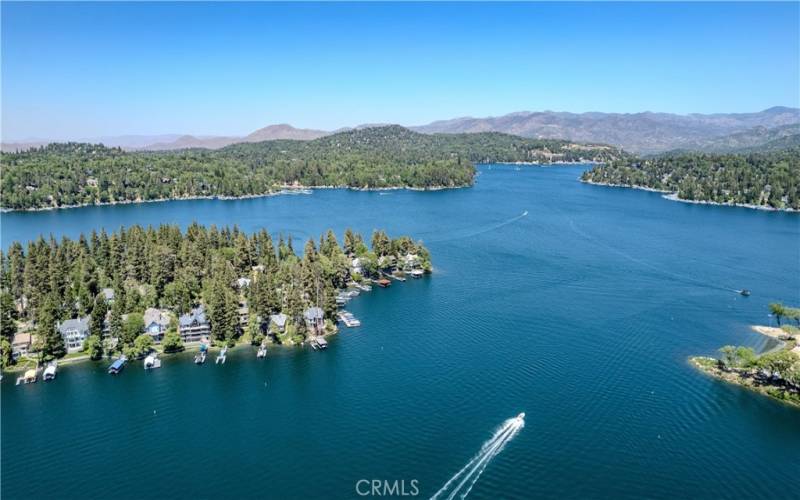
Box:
[410,269,424,278]
[43,361,58,381]
[257,343,267,358]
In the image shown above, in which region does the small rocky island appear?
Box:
[0,224,431,371]
[690,303,800,408]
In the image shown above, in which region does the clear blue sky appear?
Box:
[2,2,798,140]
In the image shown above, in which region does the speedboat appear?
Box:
[740,289,751,297]
[517,412,525,420]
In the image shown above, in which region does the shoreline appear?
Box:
[689,324,800,409]
[580,179,797,213]
[0,183,471,213]
[2,328,341,374]
[491,160,600,166]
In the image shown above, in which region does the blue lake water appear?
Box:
[2,165,799,499]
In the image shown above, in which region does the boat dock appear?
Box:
[43,361,58,381]
[216,346,228,364]
[257,342,267,358]
[311,337,328,350]
[108,356,127,375]
[195,343,208,364]
[337,311,361,327]
[144,353,161,370]
[16,368,37,385]
[375,278,391,288]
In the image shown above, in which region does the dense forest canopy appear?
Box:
[0,126,625,210]
[0,223,431,363]
[581,147,800,210]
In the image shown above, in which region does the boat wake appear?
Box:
[431,413,524,500]
[431,210,528,242]
[566,218,742,295]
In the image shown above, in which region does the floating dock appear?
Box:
[338,311,361,327]
[16,368,37,385]
[216,346,228,364]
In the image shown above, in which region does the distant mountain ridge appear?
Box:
[410,107,800,154]
[3,107,798,154]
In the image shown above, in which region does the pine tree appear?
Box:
[0,291,18,341]
[90,294,107,339]
[38,293,65,360]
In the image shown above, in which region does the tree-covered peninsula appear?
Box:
[1,126,625,210]
[690,304,800,408]
[581,147,800,210]
[0,224,431,367]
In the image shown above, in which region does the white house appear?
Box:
[57,317,91,353]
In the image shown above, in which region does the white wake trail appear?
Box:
[430,211,528,243]
[430,420,516,500]
[431,415,524,500]
[457,422,523,499]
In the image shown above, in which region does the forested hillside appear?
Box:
[582,147,800,210]
[1,126,624,210]
[0,224,430,361]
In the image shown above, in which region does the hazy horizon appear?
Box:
[3,105,799,143]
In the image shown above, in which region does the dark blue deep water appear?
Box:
[2,165,799,499]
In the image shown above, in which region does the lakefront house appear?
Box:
[269,313,288,333]
[304,307,325,335]
[143,308,171,342]
[57,316,91,353]
[178,305,210,342]
[11,332,32,360]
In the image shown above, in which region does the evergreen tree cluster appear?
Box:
[581,147,800,209]
[1,126,625,210]
[0,224,431,360]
